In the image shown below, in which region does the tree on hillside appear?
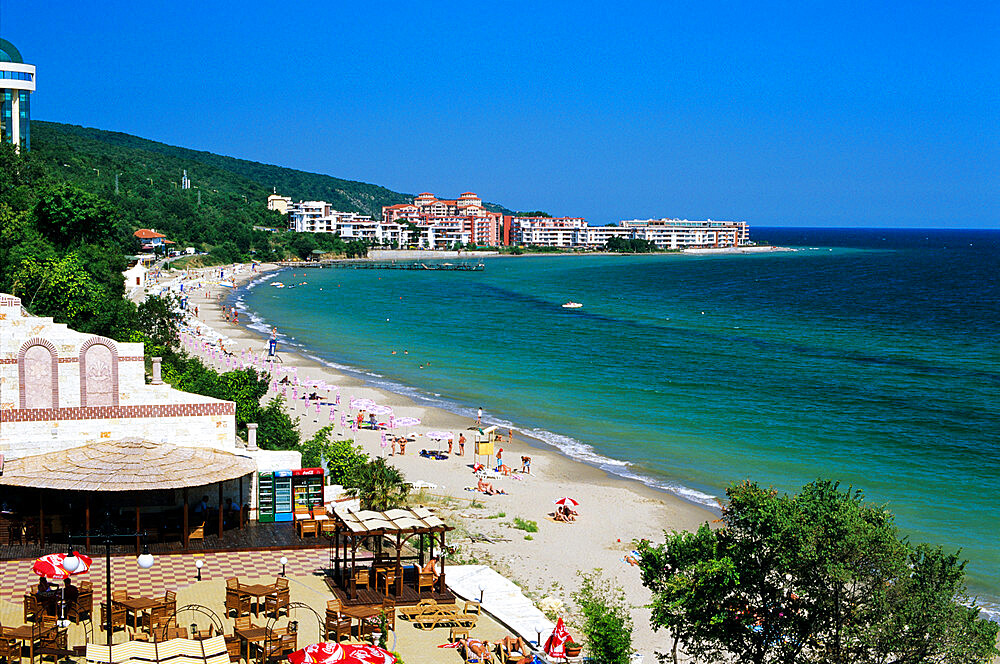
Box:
[34,183,132,249]
[637,480,1000,664]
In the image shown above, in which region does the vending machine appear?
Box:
[292,468,325,511]
[274,470,294,522]
[257,472,275,523]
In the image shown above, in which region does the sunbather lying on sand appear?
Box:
[477,478,507,495]
[459,638,493,663]
[554,505,577,522]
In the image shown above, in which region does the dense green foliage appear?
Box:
[345,458,410,511]
[604,236,659,253]
[637,480,999,664]
[572,570,634,664]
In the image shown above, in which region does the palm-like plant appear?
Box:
[346,458,410,511]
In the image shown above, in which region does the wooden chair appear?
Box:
[0,633,20,664]
[324,612,352,643]
[274,577,289,590]
[223,636,243,664]
[188,523,205,543]
[101,601,127,636]
[264,587,289,619]
[298,520,318,538]
[233,617,252,632]
[225,588,250,618]
[23,591,40,623]
[378,568,397,596]
[464,600,481,617]
[381,598,396,631]
[354,568,370,590]
[161,590,177,615]
[417,571,435,594]
[326,598,342,615]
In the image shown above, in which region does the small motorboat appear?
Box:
[271,282,285,288]
[562,302,583,309]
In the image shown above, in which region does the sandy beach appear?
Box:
[163,261,715,658]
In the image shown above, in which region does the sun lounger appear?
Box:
[397,599,438,621]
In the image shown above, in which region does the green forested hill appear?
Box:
[30,121,512,248]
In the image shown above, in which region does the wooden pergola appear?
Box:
[330,504,454,604]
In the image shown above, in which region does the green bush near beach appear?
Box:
[637,479,1000,664]
[512,517,538,533]
[572,569,633,664]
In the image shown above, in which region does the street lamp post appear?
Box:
[65,513,154,646]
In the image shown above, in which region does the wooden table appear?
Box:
[119,597,160,632]
[235,626,268,663]
[238,585,275,616]
[340,605,382,639]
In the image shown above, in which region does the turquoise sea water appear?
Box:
[237,228,1000,612]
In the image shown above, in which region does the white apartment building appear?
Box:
[621,218,750,249]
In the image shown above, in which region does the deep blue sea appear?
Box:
[238,228,1000,612]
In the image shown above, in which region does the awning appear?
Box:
[0,438,256,492]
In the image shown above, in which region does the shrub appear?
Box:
[572,569,633,664]
[513,517,538,533]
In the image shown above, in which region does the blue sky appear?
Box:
[5,1,998,227]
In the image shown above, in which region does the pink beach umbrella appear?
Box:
[369,405,393,416]
[392,417,421,428]
[350,398,376,410]
[426,431,453,441]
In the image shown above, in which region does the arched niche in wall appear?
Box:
[18,338,58,410]
[79,337,120,407]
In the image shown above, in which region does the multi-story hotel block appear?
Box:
[383,192,503,247]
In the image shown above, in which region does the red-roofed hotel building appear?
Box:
[382,192,503,247]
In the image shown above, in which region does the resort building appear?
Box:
[383,192,503,246]
[0,293,298,548]
[506,216,589,248]
[134,228,175,252]
[620,218,750,249]
[0,39,34,151]
[267,192,292,214]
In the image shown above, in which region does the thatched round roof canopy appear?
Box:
[0,438,256,492]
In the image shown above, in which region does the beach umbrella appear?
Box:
[350,398,376,410]
[544,617,571,658]
[369,405,393,416]
[287,642,345,664]
[554,497,579,508]
[426,431,453,441]
[33,551,93,580]
[392,416,421,427]
[339,644,397,664]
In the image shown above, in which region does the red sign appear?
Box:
[292,467,324,476]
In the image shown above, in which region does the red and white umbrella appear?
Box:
[32,551,93,580]
[340,644,397,663]
[544,617,572,658]
[554,497,579,508]
[287,643,396,664]
[287,642,345,664]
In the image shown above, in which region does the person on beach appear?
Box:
[458,433,466,456]
[477,406,483,425]
[521,456,531,473]
[447,437,454,455]
[496,447,503,471]
[459,639,493,664]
